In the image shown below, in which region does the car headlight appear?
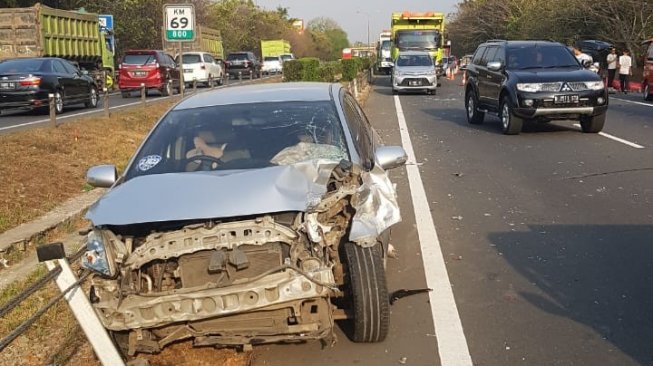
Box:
[81,229,117,277]
[394,70,403,77]
[516,83,542,92]
[425,69,436,76]
[585,81,605,90]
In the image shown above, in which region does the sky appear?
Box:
[252,0,460,44]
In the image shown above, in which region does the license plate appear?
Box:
[554,94,579,104]
[184,69,193,73]
[132,71,146,77]
[409,80,421,86]
[0,82,15,89]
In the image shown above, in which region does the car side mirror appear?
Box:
[86,164,117,188]
[487,61,502,71]
[375,145,407,171]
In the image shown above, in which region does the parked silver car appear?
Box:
[81,82,407,356]
[392,51,438,95]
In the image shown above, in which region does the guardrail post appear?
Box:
[103,88,109,118]
[225,74,230,85]
[249,70,253,81]
[353,78,358,98]
[238,71,242,82]
[39,243,125,366]
[140,83,146,105]
[193,79,197,94]
[48,93,56,128]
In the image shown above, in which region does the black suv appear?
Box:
[464,40,608,135]
[225,51,261,78]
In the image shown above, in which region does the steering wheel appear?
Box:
[185,154,224,171]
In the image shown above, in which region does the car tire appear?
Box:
[500,96,523,135]
[465,90,484,124]
[218,74,224,86]
[121,91,130,98]
[53,91,64,114]
[579,113,606,133]
[392,88,398,95]
[644,84,652,101]
[160,81,172,97]
[342,242,389,343]
[85,87,98,108]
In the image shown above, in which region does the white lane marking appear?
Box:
[0,76,275,132]
[611,97,653,108]
[572,124,645,149]
[393,95,473,366]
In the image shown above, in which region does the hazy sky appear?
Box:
[253,0,460,44]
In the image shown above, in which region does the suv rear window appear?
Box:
[123,54,156,65]
[182,54,202,64]
[227,53,248,61]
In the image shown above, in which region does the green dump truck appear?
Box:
[261,39,292,58]
[162,25,224,60]
[0,3,115,89]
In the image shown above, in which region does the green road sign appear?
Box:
[164,4,195,42]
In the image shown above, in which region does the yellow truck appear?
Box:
[162,25,224,61]
[390,11,446,73]
[0,3,115,89]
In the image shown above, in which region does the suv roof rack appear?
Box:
[486,39,506,43]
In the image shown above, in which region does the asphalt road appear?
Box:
[0,75,277,135]
[255,76,653,366]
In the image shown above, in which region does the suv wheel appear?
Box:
[85,87,98,108]
[465,90,484,124]
[342,242,389,343]
[500,96,523,135]
[644,84,652,101]
[579,113,605,133]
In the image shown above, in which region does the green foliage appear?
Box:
[282,60,303,82]
[299,57,320,81]
[317,62,341,82]
[341,58,361,81]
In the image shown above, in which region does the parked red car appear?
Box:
[118,50,180,98]
[643,38,653,101]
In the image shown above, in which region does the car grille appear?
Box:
[399,78,431,86]
[536,99,594,108]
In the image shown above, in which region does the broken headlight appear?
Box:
[81,229,117,277]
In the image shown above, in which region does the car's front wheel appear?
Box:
[644,84,652,101]
[465,90,484,124]
[500,96,523,135]
[579,113,606,133]
[85,87,98,108]
[342,242,389,343]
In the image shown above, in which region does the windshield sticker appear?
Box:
[138,155,162,171]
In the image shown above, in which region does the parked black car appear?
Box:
[225,51,261,78]
[0,57,98,115]
[464,40,608,135]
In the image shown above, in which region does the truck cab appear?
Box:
[376,31,393,75]
[390,12,446,74]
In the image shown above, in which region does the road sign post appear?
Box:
[163,4,195,99]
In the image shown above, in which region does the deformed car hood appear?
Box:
[86,162,335,226]
[511,68,601,83]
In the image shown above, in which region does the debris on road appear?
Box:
[389,288,433,305]
[387,243,399,258]
[452,172,464,177]
[451,215,463,220]
[399,356,408,364]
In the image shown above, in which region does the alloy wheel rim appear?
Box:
[56,93,63,112]
[467,95,474,118]
[91,89,97,106]
[502,104,510,129]
[645,85,649,100]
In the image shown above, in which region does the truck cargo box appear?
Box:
[261,39,291,58]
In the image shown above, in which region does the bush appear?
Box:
[341,58,362,81]
[360,57,373,70]
[318,63,339,82]
[282,60,303,82]
[299,57,321,81]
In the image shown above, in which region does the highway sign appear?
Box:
[98,14,113,30]
[164,4,195,41]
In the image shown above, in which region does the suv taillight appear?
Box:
[19,76,41,86]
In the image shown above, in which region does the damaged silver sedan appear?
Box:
[82,82,407,356]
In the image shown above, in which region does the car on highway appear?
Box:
[643,37,653,101]
[392,51,438,95]
[81,82,407,356]
[225,51,261,78]
[261,55,283,74]
[179,51,224,88]
[464,40,608,135]
[0,57,98,115]
[118,50,180,98]
[279,53,295,63]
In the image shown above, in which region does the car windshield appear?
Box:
[506,45,580,69]
[182,54,202,64]
[123,54,156,65]
[396,54,433,67]
[264,57,280,62]
[227,53,248,61]
[280,54,293,61]
[0,59,48,73]
[126,101,349,180]
[381,40,391,50]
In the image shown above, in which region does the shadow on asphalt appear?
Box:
[489,224,653,365]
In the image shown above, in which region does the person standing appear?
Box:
[606,48,618,90]
[573,46,593,65]
[618,49,632,94]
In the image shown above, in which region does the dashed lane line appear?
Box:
[393,95,474,366]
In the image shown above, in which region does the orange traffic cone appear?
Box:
[460,71,467,86]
